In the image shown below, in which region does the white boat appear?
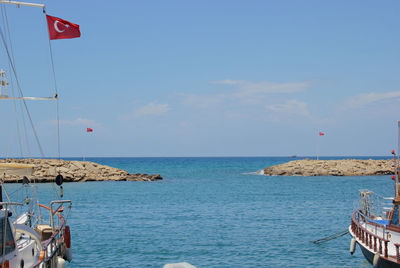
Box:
[349,124,400,267]
[0,1,75,267]
[0,163,72,268]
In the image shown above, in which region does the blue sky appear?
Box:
[1,0,400,157]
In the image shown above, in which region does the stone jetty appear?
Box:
[0,159,162,182]
[261,159,394,176]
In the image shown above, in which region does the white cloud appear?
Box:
[179,93,225,108]
[213,79,311,97]
[212,79,242,85]
[342,91,400,109]
[267,100,310,117]
[130,102,170,118]
[53,118,101,127]
[181,79,312,108]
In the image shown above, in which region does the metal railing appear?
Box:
[354,190,388,219]
[351,210,390,258]
[30,200,72,268]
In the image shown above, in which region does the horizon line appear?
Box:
[0,155,393,159]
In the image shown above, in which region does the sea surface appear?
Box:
[6,156,394,267]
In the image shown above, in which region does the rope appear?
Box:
[0,5,24,157]
[0,26,45,157]
[311,230,349,244]
[0,4,61,202]
[0,5,60,201]
[3,4,32,157]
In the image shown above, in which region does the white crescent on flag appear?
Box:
[54,20,69,33]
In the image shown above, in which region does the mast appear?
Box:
[390,122,400,226]
[0,0,73,199]
[397,121,400,200]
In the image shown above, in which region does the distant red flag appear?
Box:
[46,15,81,40]
[87,128,93,132]
[319,131,325,136]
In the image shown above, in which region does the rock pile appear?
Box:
[261,159,394,176]
[0,159,162,182]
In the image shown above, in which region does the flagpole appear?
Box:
[396,120,400,198]
[83,128,93,161]
[397,120,400,181]
[83,130,86,161]
[317,130,320,160]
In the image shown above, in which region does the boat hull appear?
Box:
[357,240,400,268]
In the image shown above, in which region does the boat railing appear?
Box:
[0,202,24,208]
[394,243,400,262]
[49,200,71,231]
[30,217,66,268]
[354,190,389,220]
[30,200,71,268]
[351,210,390,258]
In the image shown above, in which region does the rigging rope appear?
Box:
[6,12,32,157]
[0,5,24,157]
[311,230,349,244]
[0,26,45,157]
[0,3,61,199]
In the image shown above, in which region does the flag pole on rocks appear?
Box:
[83,128,93,161]
[317,131,325,160]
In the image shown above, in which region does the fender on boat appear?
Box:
[64,226,71,248]
[56,256,66,268]
[64,226,72,262]
[65,248,72,262]
[350,238,356,255]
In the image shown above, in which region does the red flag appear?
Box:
[319,131,325,136]
[46,15,81,40]
[87,128,93,132]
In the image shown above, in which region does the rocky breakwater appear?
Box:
[0,159,162,182]
[261,159,394,176]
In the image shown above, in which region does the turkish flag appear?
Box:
[87,128,93,132]
[46,15,81,40]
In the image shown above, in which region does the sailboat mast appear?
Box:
[0,185,3,210]
[397,120,400,199]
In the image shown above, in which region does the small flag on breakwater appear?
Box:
[83,128,93,161]
[317,130,325,160]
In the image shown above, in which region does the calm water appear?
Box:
[8,157,394,267]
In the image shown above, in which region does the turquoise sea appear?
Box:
[8,157,394,267]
